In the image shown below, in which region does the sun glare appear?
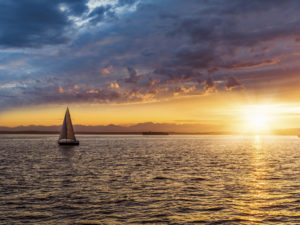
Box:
[242,105,274,134]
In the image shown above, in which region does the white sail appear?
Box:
[59,108,76,141]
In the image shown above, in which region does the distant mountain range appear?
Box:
[0,122,227,134]
[0,123,298,135]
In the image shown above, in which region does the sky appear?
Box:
[1,0,300,132]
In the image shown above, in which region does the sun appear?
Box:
[241,105,274,134]
[247,113,269,131]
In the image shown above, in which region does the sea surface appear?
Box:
[0,135,300,224]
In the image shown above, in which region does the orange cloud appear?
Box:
[86,89,99,94]
[58,86,64,93]
[109,82,120,89]
[101,65,113,75]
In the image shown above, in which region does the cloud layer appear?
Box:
[1,0,300,109]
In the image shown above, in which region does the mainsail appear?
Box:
[59,108,76,141]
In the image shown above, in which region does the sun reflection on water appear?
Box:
[236,135,298,223]
[253,135,262,150]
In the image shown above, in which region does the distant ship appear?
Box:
[58,108,79,145]
[142,131,169,135]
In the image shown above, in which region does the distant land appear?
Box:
[0,122,227,134]
[0,122,298,135]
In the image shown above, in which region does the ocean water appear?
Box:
[0,135,300,224]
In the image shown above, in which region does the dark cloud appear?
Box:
[154,67,203,83]
[205,77,215,92]
[88,5,112,25]
[0,0,88,48]
[169,45,218,70]
[2,0,300,109]
[168,0,300,71]
[117,0,138,6]
[225,76,242,90]
[63,0,89,16]
[125,67,140,83]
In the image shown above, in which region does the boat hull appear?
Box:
[58,140,79,145]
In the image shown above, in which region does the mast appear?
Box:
[59,107,76,141]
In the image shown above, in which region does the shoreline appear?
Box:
[0,131,297,136]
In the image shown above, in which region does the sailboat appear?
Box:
[58,107,79,145]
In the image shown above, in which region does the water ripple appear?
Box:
[0,135,300,224]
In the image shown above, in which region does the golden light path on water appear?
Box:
[237,136,300,222]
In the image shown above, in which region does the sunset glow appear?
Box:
[1,0,300,135]
[242,105,274,133]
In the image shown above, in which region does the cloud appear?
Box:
[125,67,140,83]
[225,76,242,90]
[154,67,203,83]
[0,0,90,48]
[205,77,215,93]
[58,86,64,93]
[109,82,120,89]
[88,5,112,25]
[117,0,138,6]
[63,0,89,16]
[167,0,300,72]
[2,0,300,109]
